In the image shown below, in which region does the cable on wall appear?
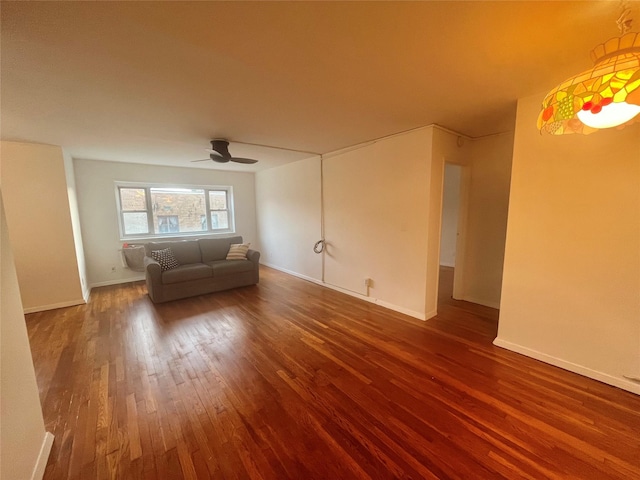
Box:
[313,155,326,282]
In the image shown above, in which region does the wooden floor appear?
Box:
[26,266,640,479]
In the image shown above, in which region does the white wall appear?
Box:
[255,157,322,281]
[458,133,513,308]
[322,128,434,319]
[63,151,89,301]
[496,92,640,395]
[439,163,461,267]
[427,131,513,310]
[255,126,512,320]
[425,127,473,316]
[73,159,257,288]
[256,128,436,319]
[0,141,85,312]
[1,192,53,480]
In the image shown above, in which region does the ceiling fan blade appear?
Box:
[230,157,258,164]
[210,153,230,163]
[195,140,259,164]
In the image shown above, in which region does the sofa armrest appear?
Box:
[246,249,260,264]
[144,256,163,301]
[247,249,260,284]
[144,255,162,277]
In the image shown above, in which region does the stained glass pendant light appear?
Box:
[538,6,640,135]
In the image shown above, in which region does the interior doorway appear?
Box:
[438,162,466,306]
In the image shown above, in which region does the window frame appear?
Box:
[115,182,235,240]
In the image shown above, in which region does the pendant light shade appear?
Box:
[538,31,640,135]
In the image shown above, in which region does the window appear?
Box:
[119,188,149,235]
[209,190,229,230]
[116,184,234,239]
[158,215,179,233]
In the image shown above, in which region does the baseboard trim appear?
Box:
[493,337,640,395]
[374,297,426,321]
[323,281,426,321]
[260,262,321,285]
[261,262,426,321]
[23,299,86,314]
[90,275,145,289]
[424,309,438,320]
[82,285,91,302]
[31,431,54,480]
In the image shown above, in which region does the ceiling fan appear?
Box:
[192,139,258,164]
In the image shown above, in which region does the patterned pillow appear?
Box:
[150,248,180,271]
[226,243,250,260]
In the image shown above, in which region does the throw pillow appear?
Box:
[226,243,250,260]
[151,248,180,271]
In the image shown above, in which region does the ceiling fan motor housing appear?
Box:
[211,140,232,159]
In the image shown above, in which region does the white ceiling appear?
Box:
[1,1,635,172]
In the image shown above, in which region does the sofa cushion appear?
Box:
[199,236,243,263]
[150,248,180,271]
[147,241,202,265]
[208,259,254,276]
[162,263,213,284]
[226,243,250,260]
[168,241,202,265]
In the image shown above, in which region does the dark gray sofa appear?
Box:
[143,235,259,303]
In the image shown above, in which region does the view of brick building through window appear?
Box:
[119,187,230,236]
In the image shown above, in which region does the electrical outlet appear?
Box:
[364,278,372,287]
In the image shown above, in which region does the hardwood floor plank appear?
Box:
[26,267,640,479]
[126,393,143,461]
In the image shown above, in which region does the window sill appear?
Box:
[120,231,236,243]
